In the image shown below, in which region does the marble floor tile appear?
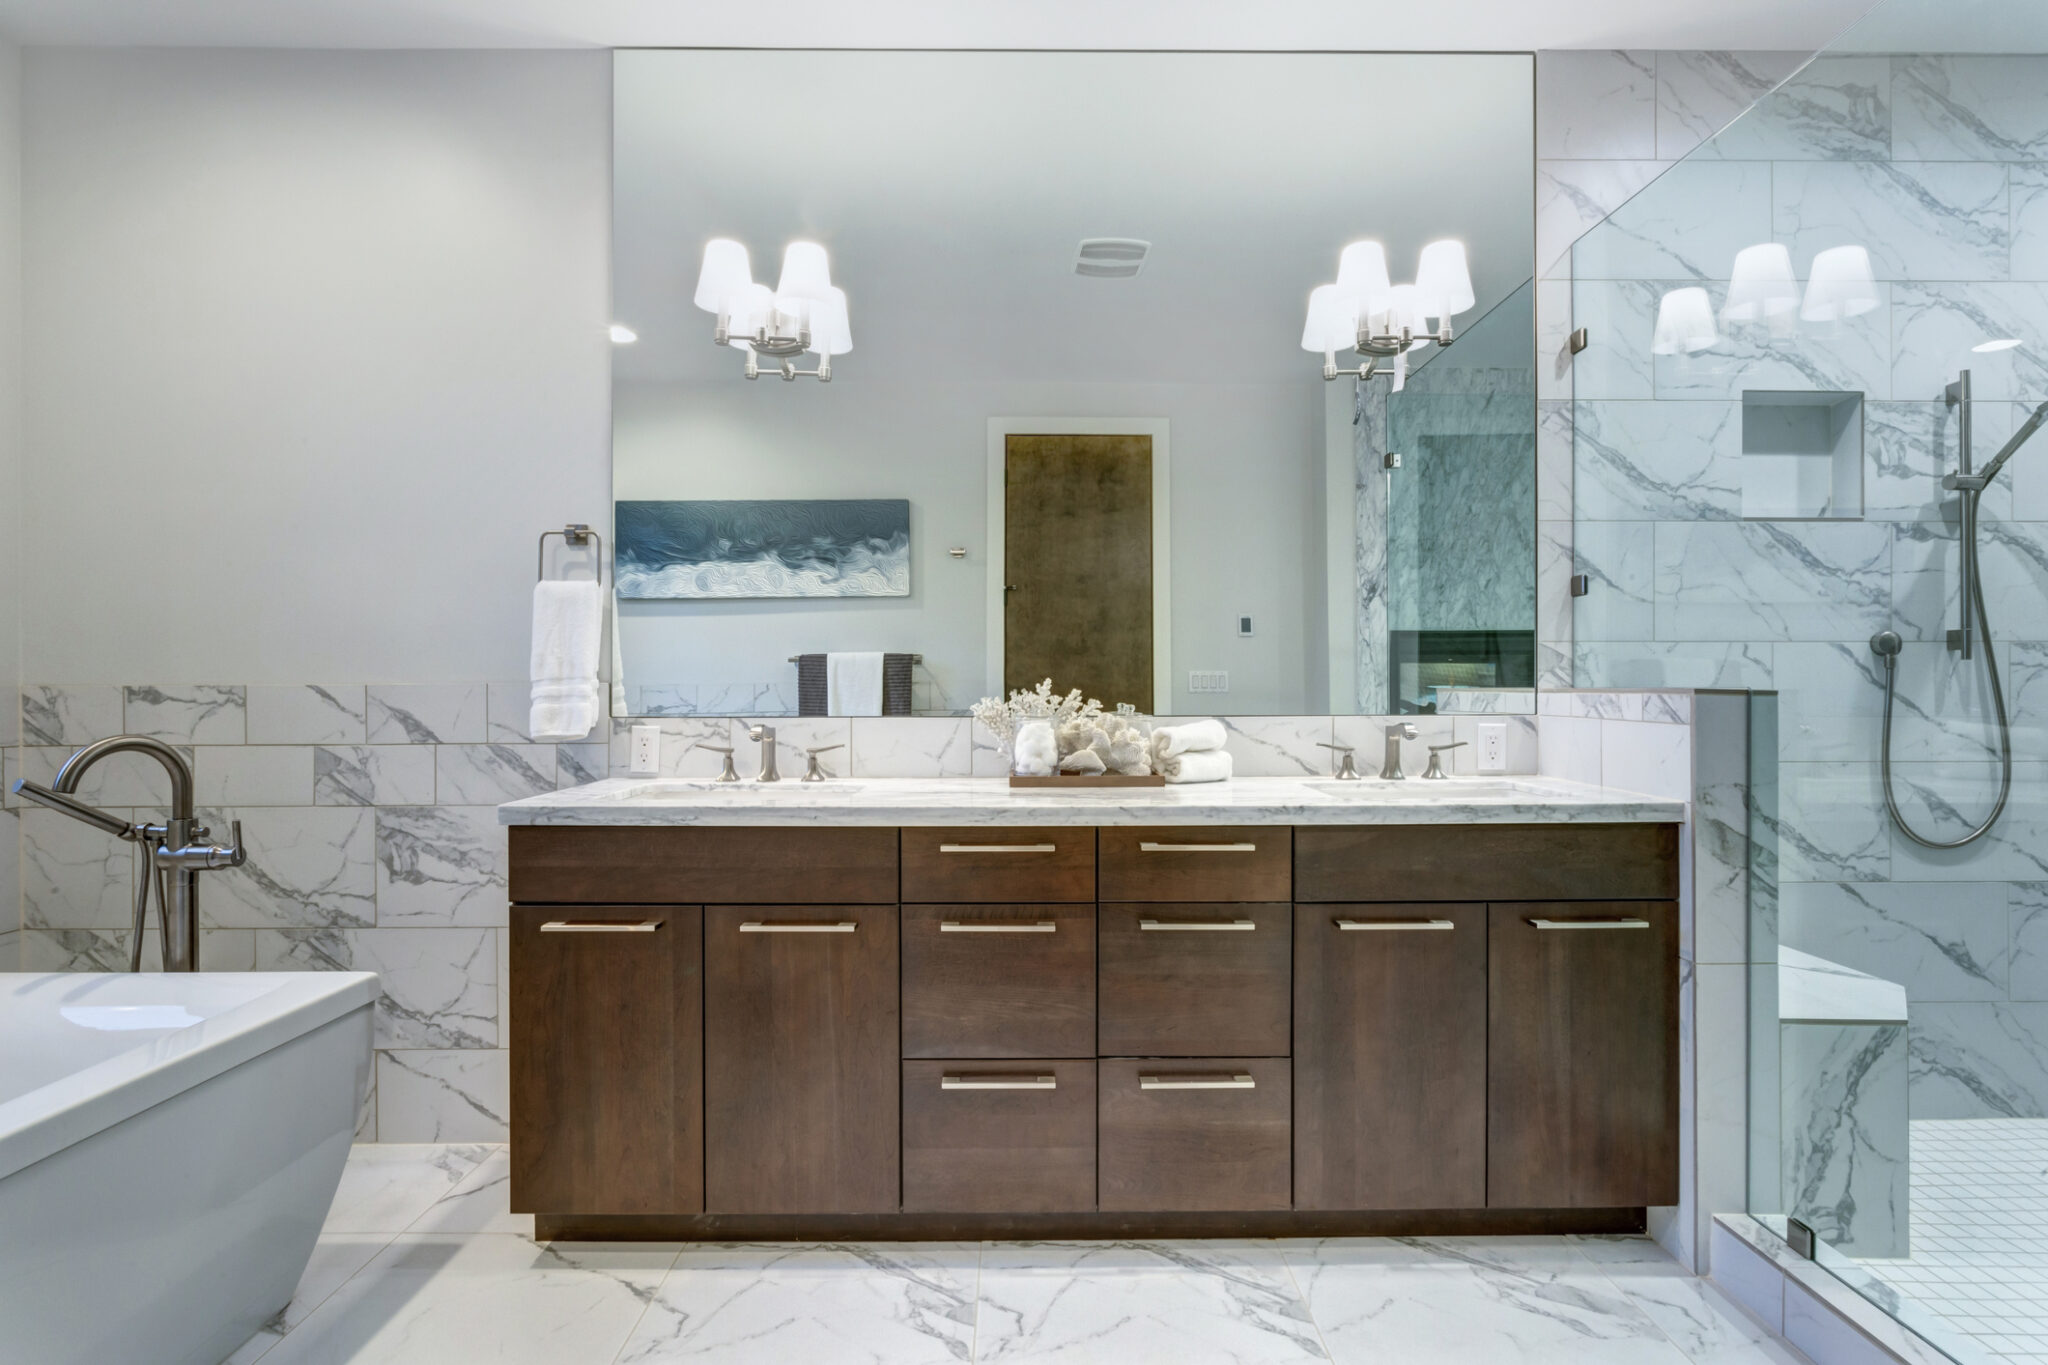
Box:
[255,1232,675,1365]
[321,1143,495,1234]
[619,1242,980,1364]
[978,1240,1326,1364]
[223,1233,395,1364]
[1572,1235,1807,1364]
[1286,1236,1687,1365]
[402,1147,530,1237]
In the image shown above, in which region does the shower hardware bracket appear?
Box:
[1569,574,1590,598]
[1383,452,1402,470]
[1568,327,1589,355]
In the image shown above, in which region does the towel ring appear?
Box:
[538,524,604,585]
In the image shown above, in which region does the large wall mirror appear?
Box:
[612,49,1536,718]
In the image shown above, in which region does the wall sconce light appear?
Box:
[694,238,853,381]
[1301,238,1475,389]
[1652,287,1719,356]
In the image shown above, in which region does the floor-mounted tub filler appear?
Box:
[0,971,377,1365]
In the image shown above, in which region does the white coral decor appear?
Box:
[972,679,1153,777]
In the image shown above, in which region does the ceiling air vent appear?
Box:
[1074,238,1149,279]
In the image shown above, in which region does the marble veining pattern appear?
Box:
[123,684,246,744]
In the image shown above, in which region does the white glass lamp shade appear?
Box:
[1387,283,1431,337]
[726,282,777,338]
[1335,240,1392,311]
[1801,244,1880,323]
[1301,284,1360,353]
[694,238,753,315]
[775,241,833,303]
[1722,243,1799,322]
[808,287,853,356]
[1415,239,1475,319]
[1652,286,1719,355]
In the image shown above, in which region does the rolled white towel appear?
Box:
[1159,749,1233,784]
[1152,719,1227,760]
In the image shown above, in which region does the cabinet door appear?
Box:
[1488,901,1680,1208]
[1097,902,1291,1056]
[510,905,702,1214]
[1294,903,1486,1210]
[704,905,900,1213]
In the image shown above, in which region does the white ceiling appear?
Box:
[0,0,1874,52]
[612,50,1534,388]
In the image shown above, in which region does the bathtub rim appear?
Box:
[0,971,379,1182]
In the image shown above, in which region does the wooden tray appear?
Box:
[1009,773,1167,789]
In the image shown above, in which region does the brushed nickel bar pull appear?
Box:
[940,921,1058,933]
[1137,842,1257,853]
[1140,1072,1256,1090]
[1528,918,1650,930]
[1140,919,1256,931]
[540,919,662,933]
[739,921,858,933]
[1336,918,1455,931]
[939,843,1058,854]
[943,1074,1057,1090]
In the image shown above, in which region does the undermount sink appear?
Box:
[1307,779,1528,799]
[608,780,865,798]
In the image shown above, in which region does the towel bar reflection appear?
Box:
[787,654,924,663]
[538,523,605,584]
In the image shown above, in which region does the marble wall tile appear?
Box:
[554,743,607,788]
[199,805,376,929]
[1575,400,1741,522]
[700,682,794,716]
[256,926,497,1048]
[435,744,555,804]
[1893,282,2048,402]
[1352,378,1390,715]
[1655,50,1811,161]
[1537,277,1575,394]
[1571,160,1772,284]
[1892,54,2048,161]
[1537,521,1575,642]
[1538,640,1573,691]
[1218,716,1334,776]
[245,685,367,745]
[1576,641,1776,690]
[0,928,18,972]
[1537,399,1574,520]
[19,927,131,971]
[20,807,133,930]
[123,684,246,744]
[1881,640,2013,765]
[367,684,485,745]
[375,1049,509,1143]
[1695,964,1751,1266]
[482,681,534,744]
[2011,165,2048,281]
[1769,642,1887,765]
[1537,158,1672,280]
[0,809,17,940]
[633,684,698,716]
[1575,691,1642,721]
[1645,693,1693,724]
[1774,762,1890,884]
[1572,521,1657,641]
[969,719,1011,778]
[1570,280,1658,399]
[1657,521,1891,641]
[2010,883,2048,1000]
[1778,160,2009,285]
[1866,400,2014,524]
[1781,1020,1909,1256]
[1538,50,1657,159]
[20,684,123,747]
[16,743,193,807]
[1782,881,2009,1002]
[1537,713,1603,786]
[1602,718,1694,801]
[606,717,735,778]
[194,745,315,806]
[848,717,968,778]
[1908,1001,2048,1118]
[1654,289,1892,401]
[1893,517,2048,644]
[315,745,437,806]
[1682,55,1892,162]
[1887,761,2048,883]
[375,806,506,927]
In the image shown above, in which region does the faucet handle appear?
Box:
[1315,742,1360,781]
[1422,742,1468,780]
[802,743,845,783]
[698,743,739,783]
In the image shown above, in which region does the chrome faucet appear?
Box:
[1381,722,1418,780]
[11,735,244,972]
[747,724,780,782]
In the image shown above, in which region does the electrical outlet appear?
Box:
[1477,721,1508,773]
[1187,670,1231,694]
[630,724,661,776]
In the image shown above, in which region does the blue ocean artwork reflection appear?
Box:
[614,499,911,599]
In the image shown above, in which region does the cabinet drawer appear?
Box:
[1098,903,1291,1057]
[902,904,1095,1058]
[511,826,899,904]
[902,827,1096,903]
[1295,824,1678,903]
[902,1060,1096,1212]
[1097,826,1290,902]
[1097,1058,1290,1210]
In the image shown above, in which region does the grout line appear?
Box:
[1276,1241,1338,1364]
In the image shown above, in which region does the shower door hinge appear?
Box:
[1383,451,1402,470]
[1569,574,1590,598]
[1568,327,1589,355]
[1785,1218,1818,1260]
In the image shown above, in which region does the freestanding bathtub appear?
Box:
[0,971,378,1365]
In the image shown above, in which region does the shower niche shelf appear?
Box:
[1740,390,1863,521]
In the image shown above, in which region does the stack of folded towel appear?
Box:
[1150,719,1233,784]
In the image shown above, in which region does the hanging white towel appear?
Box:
[827,651,885,717]
[607,588,627,716]
[530,580,604,741]
[1151,719,1228,760]
[1159,749,1234,784]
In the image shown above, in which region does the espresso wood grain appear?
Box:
[1295,824,1678,903]
[509,826,899,905]
[901,827,1095,903]
[704,904,899,1213]
[1098,826,1291,902]
[902,903,1096,1058]
[902,1060,1097,1212]
[509,905,702,1215]
[1097,1057,1291,1211]
[1488,901,1681,1209]
[1294,903,1486,1210]
[1097,902,1291,1057]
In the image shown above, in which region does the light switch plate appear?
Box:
[630,724,661,776]
[1187,670,1230,694]
[1477,721,1508,773]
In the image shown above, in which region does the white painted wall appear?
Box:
[0,39,20,958]
[19,49,611,684]
[615,375,1323,715]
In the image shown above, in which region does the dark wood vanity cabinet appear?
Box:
[900,902,1096,1059]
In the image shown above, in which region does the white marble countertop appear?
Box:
[498,774,1685,827]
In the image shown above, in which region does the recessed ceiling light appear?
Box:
[1973,337,2022,352]
[609,323,638,344]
